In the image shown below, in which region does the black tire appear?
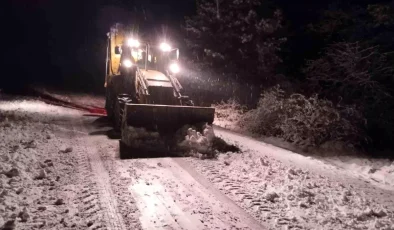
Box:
[114,95,133,132]
[113,98,126,132]
[119,140,128,159]
[105,89,115,120]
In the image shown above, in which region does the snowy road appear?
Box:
[1,97,394,229]
[193,127,394,229]
[0,97,263,229]
[75,116,263,230]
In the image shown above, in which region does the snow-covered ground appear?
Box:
[189,128,394,229]
[213,105,394,192]
[324,156,394,188]
[0,96,142,229]
[212,104,394,229]
[0,97,93,229]
[0,96,262,229]
[2,94,394,230]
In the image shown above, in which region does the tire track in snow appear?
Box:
[71,119,127,230]
[186,152,394,230]
[97,141,142,230]
[184,158,302,230]
[72,139,108,229]
[173,158,265,230]
[116,157,263,230]
[50,120,108,229]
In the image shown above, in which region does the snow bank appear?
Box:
[121,122,237,158]
[122,123,217,156]
[177,124,240,158]
[177,125,215,157]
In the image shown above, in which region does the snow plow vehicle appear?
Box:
[104,23,215,154]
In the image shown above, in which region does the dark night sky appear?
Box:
[7,0,390,92]
[5,0,195,91]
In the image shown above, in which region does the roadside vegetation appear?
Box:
[214,87,366,150]
[182,0,394,156]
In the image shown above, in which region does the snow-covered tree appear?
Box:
[185,0,286,82]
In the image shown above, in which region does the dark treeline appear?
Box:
[185,0,394,83]
[184,0,394,151]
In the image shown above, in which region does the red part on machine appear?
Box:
[34,91,107,116]
[86,107,107,116]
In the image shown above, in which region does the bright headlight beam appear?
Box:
[123,60,133,68]
[160,42,171,52]
[128,39,140,47]
[169,63,180,73]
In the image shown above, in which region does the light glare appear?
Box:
[128,39,140,47]
[160,43,171,52]
[123,60,133,68]
[169,63,180,73]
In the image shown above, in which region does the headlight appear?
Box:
[169,63,180,73]
[127,39,140,48]
[160,42,171,52]
[123,60,133,68]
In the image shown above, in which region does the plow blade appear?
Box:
[120,104,215,157]
[123,104,215,133]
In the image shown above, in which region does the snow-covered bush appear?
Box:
[240,86,367,147]
[279,94,366,147]
[239,86,285,137]
[213,99,247,130]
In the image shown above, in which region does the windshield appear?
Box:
[129,47,177,72]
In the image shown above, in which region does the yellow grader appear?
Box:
[104,23,215,154]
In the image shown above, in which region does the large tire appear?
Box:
[113,99,122,132]
[113,95,133,132]
[105,89,115,120]
[106,73,136,131]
